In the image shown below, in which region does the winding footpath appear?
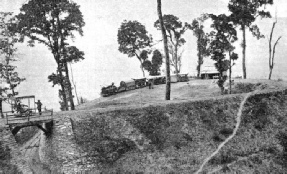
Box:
[195,91,256,174]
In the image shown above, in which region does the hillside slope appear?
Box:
[68,79,287,173]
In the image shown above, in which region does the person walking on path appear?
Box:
[35,100,42,115]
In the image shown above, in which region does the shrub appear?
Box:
[0,142,22,174]
[233,82,257,93]
[209,150,237,165]
[276,131,287,166]
[219,128,234,137]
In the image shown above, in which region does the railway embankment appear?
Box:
[38,80,287,173]
[2,79,287,173]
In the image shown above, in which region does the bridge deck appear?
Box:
[5,110,53,125]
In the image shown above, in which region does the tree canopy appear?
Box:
[190,15,210,77]
[154,14,190,74]
[142,49,163,76]
[117,20,152,77]
[0,12,25,116]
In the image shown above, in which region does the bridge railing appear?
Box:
[5,109,53,125]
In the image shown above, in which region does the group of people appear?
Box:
[15,99,42,115]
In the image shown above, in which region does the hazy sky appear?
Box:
[0,0,286,111]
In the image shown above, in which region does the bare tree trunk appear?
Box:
[69,63,80,105]
[242,25,247,79]
[0,98,3,118]
[58,66,69,111]
[229,51,232,94]
[157,0,171,100]
[197,35,202,78]
[268,19,282,80]
[174,42,179,75]
[55,53,68,111]
[141,65,145,77]
[135,54,146,77]
[63,62,75,110]
[197,56,202,78]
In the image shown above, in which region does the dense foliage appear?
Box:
[0,141,22,174]
[117,20,152,77]
[208,14,238,94]
[142,49,163,76]
[0,12,25,116]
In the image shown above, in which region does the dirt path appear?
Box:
[195,91,255,174]
[21,131,51,174]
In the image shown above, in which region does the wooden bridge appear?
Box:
[4,110,54,135]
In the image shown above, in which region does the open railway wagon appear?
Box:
[3,95,53,124]
[118,80,136,92]
[177,73,189,82]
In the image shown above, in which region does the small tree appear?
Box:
[157,0,171,100]
[190,15,210,77]
[209,14,238,94]
[117,20,152,77]
[228,0,273,79]
[154,14,190,75]
[0,12,25,116]
[268,17,282,80]
[142,49,163,76]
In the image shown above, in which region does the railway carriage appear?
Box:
[147,75,166,85]
[119,80,136,91]
[133,78,147,88]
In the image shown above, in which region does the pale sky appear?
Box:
[0,0,286,111]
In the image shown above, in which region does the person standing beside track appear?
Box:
[35,100,42,115]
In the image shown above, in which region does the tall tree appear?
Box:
[154,14,190,75]
[209,14,238,94]
[0,12,25,117]
[167,44,184,74]
[228,47,238,94]
[142,49,163,76]
[268,17,282,80]
[190,15,210,77]
[15,0,85,110]
[117,20,152,77]
[228,0,273,79]
[157,0,171,100]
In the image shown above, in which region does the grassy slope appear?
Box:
[74,79,287,173]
